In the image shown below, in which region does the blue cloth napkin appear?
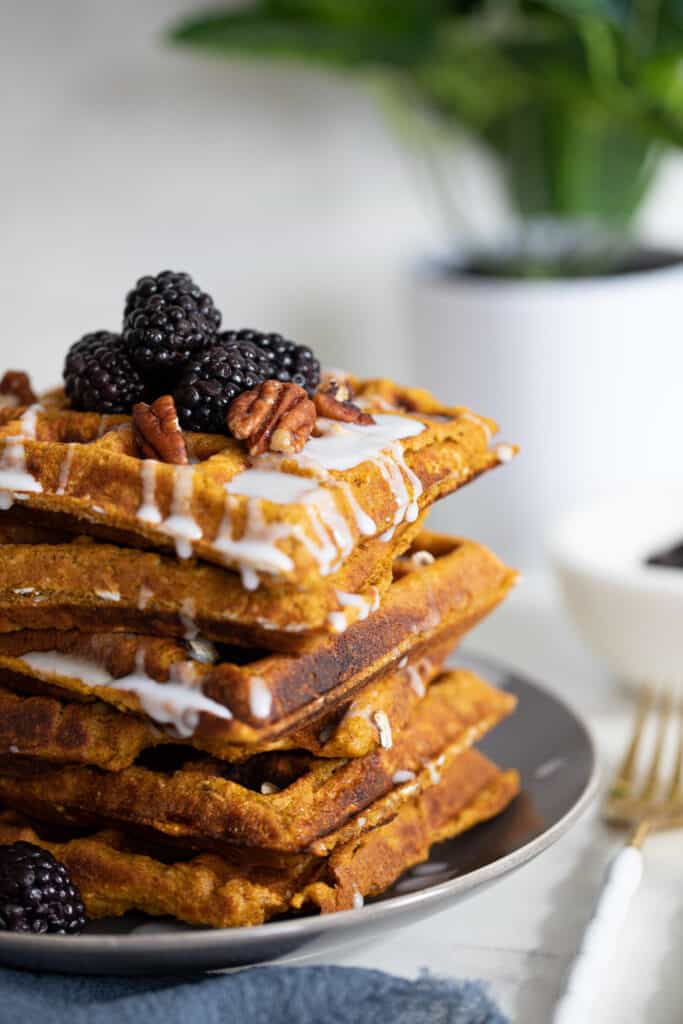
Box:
[0,964,508,1023]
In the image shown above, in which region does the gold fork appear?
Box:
[553,685,683,1024]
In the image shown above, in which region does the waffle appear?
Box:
[0,633,456,770]
[0,379,510,591]
[0,752,520,927]
[0,534,516,752]
[0,669,516,855]
[0,516,431,647]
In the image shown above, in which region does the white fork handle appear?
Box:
[552,846,644,1024]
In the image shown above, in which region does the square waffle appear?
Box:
[0,515,431,647]
[0,379,511,592]
[0,753,519,928]
[0,669,516,855]
[0,533,517,752]
[0,634,456,770]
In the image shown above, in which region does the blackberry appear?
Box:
[64,331,146,414]
[123,270,222,372]
[220,329,320,396]
[0,842,85,935]
[174,340,272,433]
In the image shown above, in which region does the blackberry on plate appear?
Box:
[123,270,222,373]
[64,330,146,414]
[174,340,272,433]
[220,329,320,396]
[0,841,85,935]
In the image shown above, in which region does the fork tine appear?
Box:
[639,688,673,802]
[666,688,683,805]
[610,684,652,799]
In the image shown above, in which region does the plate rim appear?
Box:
[0,655,600,955]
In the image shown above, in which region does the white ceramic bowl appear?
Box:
[550,487,683,686]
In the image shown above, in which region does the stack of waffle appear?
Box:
[0,377,520,928]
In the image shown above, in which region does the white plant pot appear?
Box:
[409,257,683,569]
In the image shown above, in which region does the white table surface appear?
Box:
[317,575,682,1023]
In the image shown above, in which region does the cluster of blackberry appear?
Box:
[63,271,321,432]
[0,841,85,935]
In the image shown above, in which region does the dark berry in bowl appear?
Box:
[64,330,146,414]
[0,841,85,935]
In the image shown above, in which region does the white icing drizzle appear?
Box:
[428,762,441,784]
[95,589,120,602]
[357,816,367,828]
[137,585,153,611]
[406,550,435,568]
[214,494,294,589]
[260,782,280,795]
[213,415,424,584]
[161,465,202,559]
[0,405,43,502]
[13,587,35,595]
[225,469,376,580]
[19,648,232,737]
[392,770,416,784]
[110,672,232,738]
[137,459,162,524]
[20,405,38,439]
[496,443,515,464]
[294,505,338,577]
[327,611,348,634]
[352,889,365,910]
[398,656,408,669]
[293,415,424,471]
[407,665,426,698]
[55,443,76,495]
[179,597,198,640]
[248,676,272,720]
[224,469,319,504]
[20,651,114,687]
[168,659,200,686]
[388,442,423,522]
[334,587,380,627]
[304,489,354,570]
[335,481,375,536]
[373,710,393,749]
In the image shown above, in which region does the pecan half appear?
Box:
[313,383,375,426]
[227,380,315,456]
[133,395,188,464]
[0,370,37,407]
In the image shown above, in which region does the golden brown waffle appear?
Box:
[0,636,455,769]
[0,379,509,590]
[0,670,516,854]
[0,515,431,646]
[0,751,520,927]
[0,534,516,752]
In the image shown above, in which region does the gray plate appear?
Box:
[0,654,598,974]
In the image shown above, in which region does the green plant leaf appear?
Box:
[168,0,683,227]
[170,3,441,68]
